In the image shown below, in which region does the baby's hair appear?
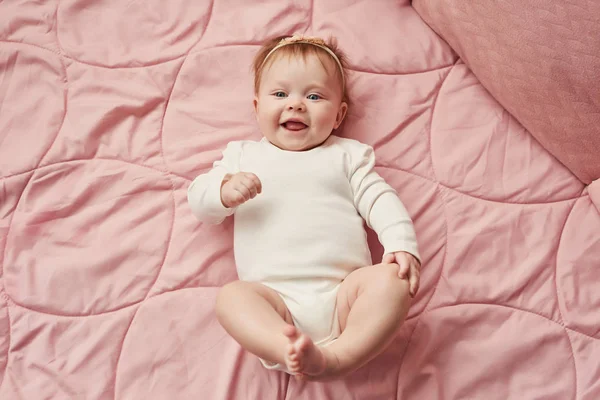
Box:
[252,35,349,104]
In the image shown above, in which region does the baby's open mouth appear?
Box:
[282,121,308,131]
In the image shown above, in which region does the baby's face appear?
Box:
[254,53,347,151]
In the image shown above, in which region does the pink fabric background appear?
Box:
[0,0,599,399]
[413,0,600,184]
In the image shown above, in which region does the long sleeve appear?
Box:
[348,143,421,263]
[187,141,242,224]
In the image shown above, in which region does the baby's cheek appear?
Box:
[314,110,335,125]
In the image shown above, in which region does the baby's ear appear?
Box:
[334,102,348,129]
[253,97,259,121]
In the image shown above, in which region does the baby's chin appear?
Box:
[285,142,312,151]
[273,134,330,152]
[266,137,310,152]
[282,141,319,152]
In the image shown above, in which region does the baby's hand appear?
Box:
[382,251,421,298]
[220,172,262,208]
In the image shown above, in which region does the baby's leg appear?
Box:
[215,281,294,366]
[301,263,411,380]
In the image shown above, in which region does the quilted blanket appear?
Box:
[1,0,598,399]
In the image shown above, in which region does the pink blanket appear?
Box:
[1,1,598,399]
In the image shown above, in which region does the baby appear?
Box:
[188,35,421,381]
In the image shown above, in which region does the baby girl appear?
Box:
[188,35,421,381]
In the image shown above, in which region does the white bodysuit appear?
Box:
[187,135,420,371]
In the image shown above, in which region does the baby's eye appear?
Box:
[274,91,287,98]
[307,94,321,100]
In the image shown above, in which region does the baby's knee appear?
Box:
[215,281,243,320]
[371,264,410,301]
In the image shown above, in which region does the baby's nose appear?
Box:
[287,99,305,111]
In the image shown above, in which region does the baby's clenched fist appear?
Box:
[220,172,262,208]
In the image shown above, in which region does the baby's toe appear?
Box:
[287,344,295,355]
[283,325,297,339]
[297,336,311,352]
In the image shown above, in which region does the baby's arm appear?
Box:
[347,143,421,295]
[348,144,421,261]
[187,141,244,224]
[365,190,420,263]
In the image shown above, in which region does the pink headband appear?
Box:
[261,35,345,87]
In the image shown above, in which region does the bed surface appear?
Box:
[1,1,599,399]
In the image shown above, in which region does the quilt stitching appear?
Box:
[52,0,216,70]
[395,64,454,391]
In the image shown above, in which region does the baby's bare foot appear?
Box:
[283,325,302,373]
[283,325,327,377]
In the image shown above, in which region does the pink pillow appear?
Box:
[413,0,600,184]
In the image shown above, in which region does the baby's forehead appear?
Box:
[262,52,340,83]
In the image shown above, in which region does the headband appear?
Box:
[261,35,345,87]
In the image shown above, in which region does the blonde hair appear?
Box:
[252,35,349,104]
